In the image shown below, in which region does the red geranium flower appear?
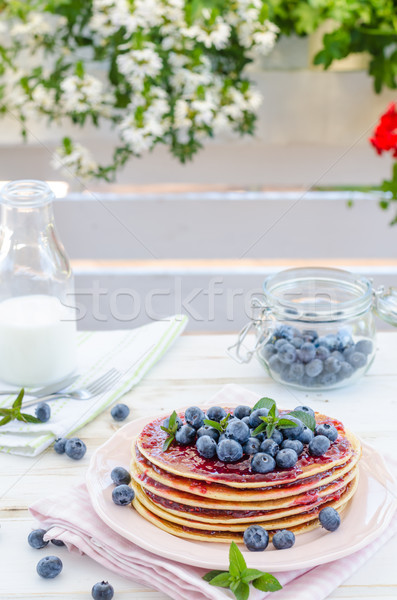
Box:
[370,102,397,158]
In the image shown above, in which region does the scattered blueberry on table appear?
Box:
[92,581,115,600]
[35,402,51,423]
[110,403,130,422]
[110,466,131,486]
[319,507,341,531]
[112,484,135,506]
[36,556,63,579]
[28,529,49,549]
[53,438,67,454]
[51,539,66,547]
[243,525,269,551]
[65,437,87,460]
[260,325,373,387]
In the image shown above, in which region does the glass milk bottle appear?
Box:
[0,180,77,386]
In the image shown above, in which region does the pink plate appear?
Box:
[86,414,397,571]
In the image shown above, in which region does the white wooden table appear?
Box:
[1,332,397,600]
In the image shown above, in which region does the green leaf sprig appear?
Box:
[252,398,316,439]
[203,542,282,600]
[160,410,180,452]
[203,412,232,434]
[0,389,41,426]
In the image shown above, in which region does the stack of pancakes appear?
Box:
[130,409,361,542]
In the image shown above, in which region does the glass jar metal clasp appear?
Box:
[227,299,275,364]
[373,284,397,327]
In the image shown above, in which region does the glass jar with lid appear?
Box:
[228,267,396,390]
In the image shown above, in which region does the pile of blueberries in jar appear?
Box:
[261,326,373,387]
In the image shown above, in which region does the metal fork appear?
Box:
[21,368,122,408]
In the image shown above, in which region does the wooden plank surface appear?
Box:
[1,332,397,600]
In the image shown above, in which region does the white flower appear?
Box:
[60,74,103,113]
[117,48,163,87]
[10,13,51,37]
[31,84,57,112]
[52,143,97,179]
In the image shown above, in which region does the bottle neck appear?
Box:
[1,201,55,240]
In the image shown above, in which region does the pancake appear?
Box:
[132,476,358,531]
[134,468,358,523]
[131,441,361,503]
[137,410,360,488]
[132,495,351,543]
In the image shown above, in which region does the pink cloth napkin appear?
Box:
[30,481,397,600]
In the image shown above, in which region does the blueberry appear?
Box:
[291,336,304,349]
[112,484,135,506]
[111,466,131,486]
[274,338,289,350]
[297,426,314,444]
[305,359,323,378]
[196,435,217,458]
[241,416,251,427]
[270,429,283,445]
[282,416,303,440]
[28,529,49,549]
[278,343,297,365]
[294,405,315,418]
[343,345,356,360]
[51,539,66,547]
[316,336,329,348]
[225,420,250,444]
[65,437,87,460]
[53,438,67,454]
[315,423,338,442]
[275,325,294,340]
[324,334,338,351]
[243,525,269,551]
[302,329,318,342]
[339,361,354,378]
[197,425,219,441]
[184,406,205,429]
[111,404,130,421]
[35,402,51,423]
[234,405,251,420]
[251,430,265,443]
[316,346,330,361]
[260,439,279,457]
[91,581,114,600]
[272,529,295,550]
[175,424,196,446]
[262,344,277,360]
[243,437,261,455]
[337,328,353,349]
[218,433,226,443]
[216,439,243,463]
[284,362,304,382]
[268,354,285,374]
[206,406,227,422]
[163,415,183,430]
[324,357,341,374]
[249,408,269,428]
[276,448,298,468]
[251,452,276,473]
[309,435,330,456]
[281,439,304,455]
[298,342,316,363]
[36,556,63,579]
[318,372,337,386]
[348,351,367,369]
[355,339,373,356]
[319,506,341,532]
[331,350,344,362]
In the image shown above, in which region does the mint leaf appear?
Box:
[12,388,24,410]
[229,541,246,575]
[19,413,41,424]
[252,422,266,436]
[233,581,250,600]
[162,434,175,452]
[266,422,276,439]
[203,419,223,433]
[253,573,282,592]
[268,403,277,420]
[240,568,266,583]
[202,570,226,582]
[0,415,11,426]
[277,418,299,429]
[253,397,276,411]
[168,410,177,431]
[208,572,232,588]
[220,413,231,429]
[288,410,316,431]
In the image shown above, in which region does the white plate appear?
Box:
[86,414,397,571]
